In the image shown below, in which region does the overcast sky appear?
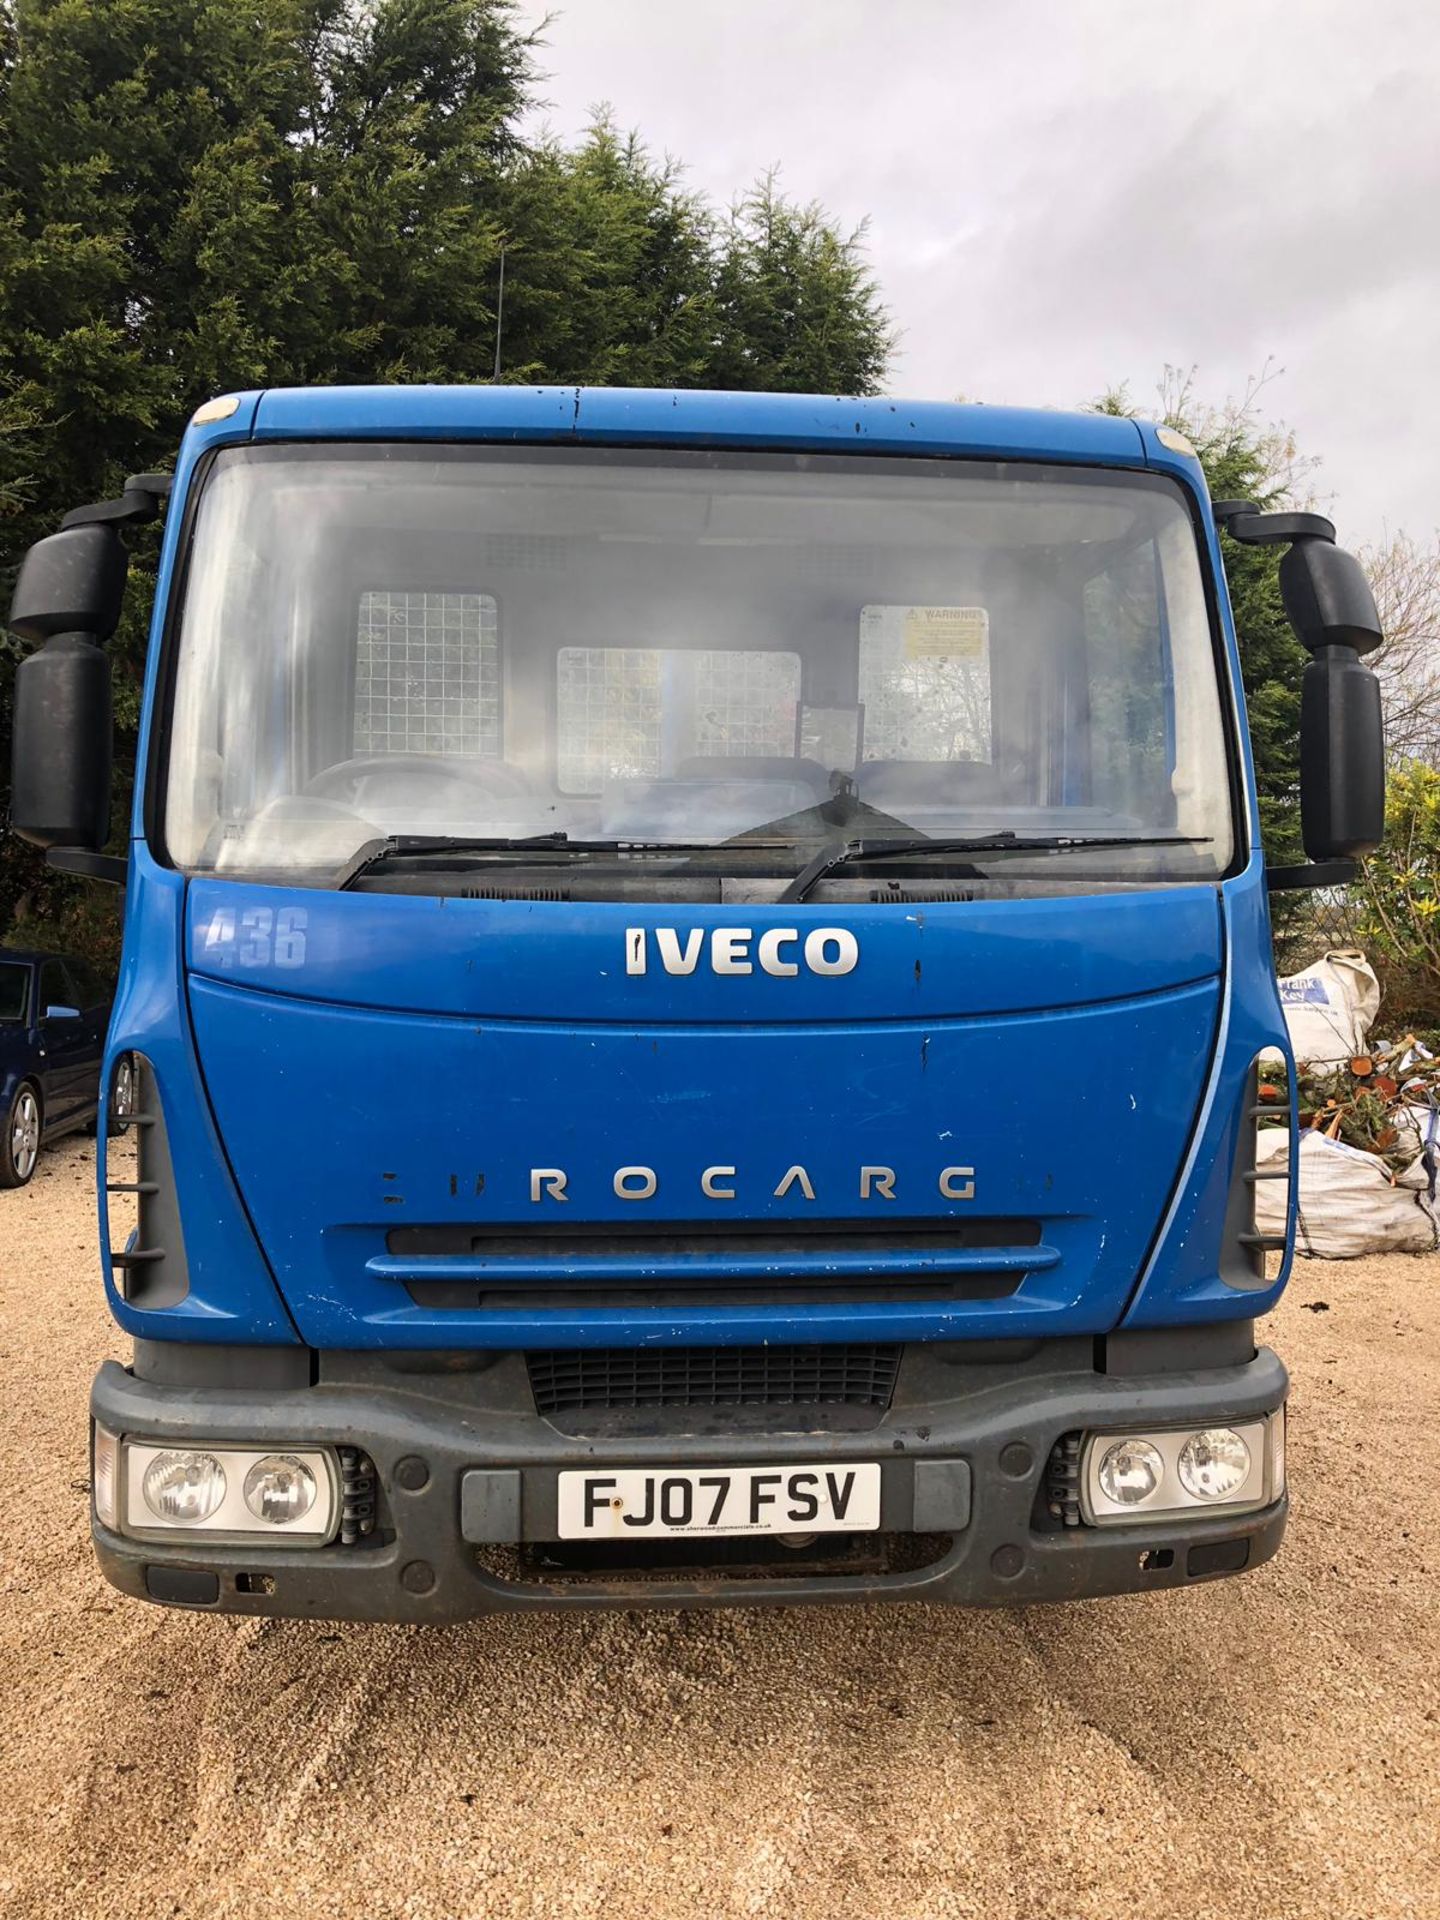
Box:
[516,0,1439,547]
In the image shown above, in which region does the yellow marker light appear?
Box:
[1156,425,1197,456]
[191,394,241,425]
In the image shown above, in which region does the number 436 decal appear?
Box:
[201,905,308,969]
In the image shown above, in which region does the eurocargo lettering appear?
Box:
[6,386,1384,1618]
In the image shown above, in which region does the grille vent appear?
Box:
[528,1343,901,1414]
[337,1447,378,1545]
[868,886,976,903]
[1043,1431,1083,1528]
[459,884,571,901]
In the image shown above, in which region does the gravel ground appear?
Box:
[1,1137,1436,1920]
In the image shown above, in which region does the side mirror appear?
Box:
[9,522,128,645]
[1279,539,1383,657]
[1298,646,1385,861]
[42,1004,81,1023]
[1224,511,1388,883]
[1281,542,1385,862]
[7,523,126,852]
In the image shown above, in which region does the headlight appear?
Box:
[1177,1428,1250,1501]
[1081,1412,1281,1526]
[142,1450,227,1524]
[243,1455,317,1526]
[119,1441,338,1544]
[1097,1438,1164,1507]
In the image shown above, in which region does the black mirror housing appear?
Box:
[1300,645,1385,860]
[1280,540,1382,656]
[9,634,114,850]
[8,523,128,645]
[7,520,130,853]
[7,488,165,866]
[1240,523,1388,881]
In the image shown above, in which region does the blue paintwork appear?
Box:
[182,957,1221,1348]
[183,879,1225,1021]
[99,855,300,1343]
[248,383,1150,463]
[105,385,1293,1353]
[1123,873,1299,1322]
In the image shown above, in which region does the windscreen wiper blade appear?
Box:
[335,832,569,888]
[335,832,797,890]
[778,833,1211,903]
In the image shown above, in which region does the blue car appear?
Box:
[0,947,119,1187]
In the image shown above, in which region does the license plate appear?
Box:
[556,1463,882,1539]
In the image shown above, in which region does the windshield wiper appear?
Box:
[335,832,797,890]
[335,828,1207,895]
[779,833,1212,903]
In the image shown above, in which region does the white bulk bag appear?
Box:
[1274,949,1380,1068]
[1391,1103,1440,1162]
[1255,1126,1438,1259]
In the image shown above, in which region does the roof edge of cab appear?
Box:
[247,385,1149,467]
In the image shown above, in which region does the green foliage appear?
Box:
[497,119,721,387]
[708,175,892,396]
[1355,761,1440,1027]
[0,0,891,948]
[497,141,891,393]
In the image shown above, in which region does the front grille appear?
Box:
[527,1342,902,1414]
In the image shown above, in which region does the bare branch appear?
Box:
[1361,531,1440,764]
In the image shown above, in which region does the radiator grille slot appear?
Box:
[867,886,976,903]
[459,884,571,900]
[527,1342,902,1414]
[389,1218,1041,1258]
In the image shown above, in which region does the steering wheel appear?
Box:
[303,754,531,806]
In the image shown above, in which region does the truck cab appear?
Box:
[7,387,1385,1616]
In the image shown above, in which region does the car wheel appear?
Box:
[1,1083,42,1188]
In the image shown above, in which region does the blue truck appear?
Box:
[6,386,1385,1617]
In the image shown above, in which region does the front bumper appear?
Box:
[90,1340,1289,1620]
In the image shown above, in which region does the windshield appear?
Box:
[163,446,1237,893]
[0,963,29,1022]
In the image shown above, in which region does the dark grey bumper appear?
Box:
[90,1340,1289,1620]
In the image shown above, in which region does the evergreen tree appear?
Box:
[710,174,891,396]
[494,118,721,387]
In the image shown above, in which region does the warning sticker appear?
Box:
[859,604,992,762]
[902,606,989,660]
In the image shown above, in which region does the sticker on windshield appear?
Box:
[901,605,989,660]
[859,605,993,762]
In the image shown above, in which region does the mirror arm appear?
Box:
[1265,858,1357,893]
[61,471,171,532]
[1225,509,1338,546]
[46,847,127,888]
